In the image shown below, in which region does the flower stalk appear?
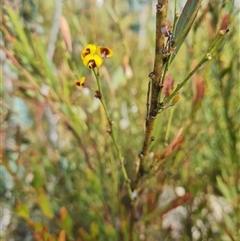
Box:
[79,44,133,199]
[92,69,133,200]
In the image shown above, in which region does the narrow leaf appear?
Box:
[34,37,55,88]
[15,203,30,219]
[32,167,44,191]
[160,127,183,159]
[38,188,54,219]
[170,0,202,63]
[60,16,72,53]
[7,8,28,46]
[58,230,66,241]
[216,176,233,200]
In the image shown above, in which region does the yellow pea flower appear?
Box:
[75,76,86,86]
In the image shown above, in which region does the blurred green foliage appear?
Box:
[1,0,239,240]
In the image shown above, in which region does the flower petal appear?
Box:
[81,44,97,59]
[97,46,113,58]
[83,54,103,68]
[92,54,103,67]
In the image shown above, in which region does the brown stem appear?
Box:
[129,1,168,240]
[145,81,151,123]
[139,0,168,179]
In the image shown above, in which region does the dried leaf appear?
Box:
[160,127,183,159]
[161,24,171,37]
[193,75,205,103]
[147,191,158,213]
[160,193,192,217]
[58,230,66,241]
[59,207,73,234]
[162,74,174,98]
[220,14,230,31]
[78,227,91,240]
[60,16,72,53]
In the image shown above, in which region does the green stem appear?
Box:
[92,68,133,199]
[166,56,209,104]
[173,0,178,33]
[161,55,170,86]
[164,33,226,105]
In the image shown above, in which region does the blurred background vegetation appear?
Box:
[1,0,239,240]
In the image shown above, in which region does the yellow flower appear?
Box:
[81,44,113,69]
[75,76,86,86]
[97,46,113,58]
[81,44,97,59]
[83,54,103,69]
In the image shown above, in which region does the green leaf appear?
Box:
[38,189,54,219]
[33,37,55,88]
[170,0,202,64]
[7,8,28,46]
[216,175,232,200]
[90,222,100,239]
[105,224,116,237]
[85,169,102,196]
[15,203,30,219]
[32,167,44,191]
